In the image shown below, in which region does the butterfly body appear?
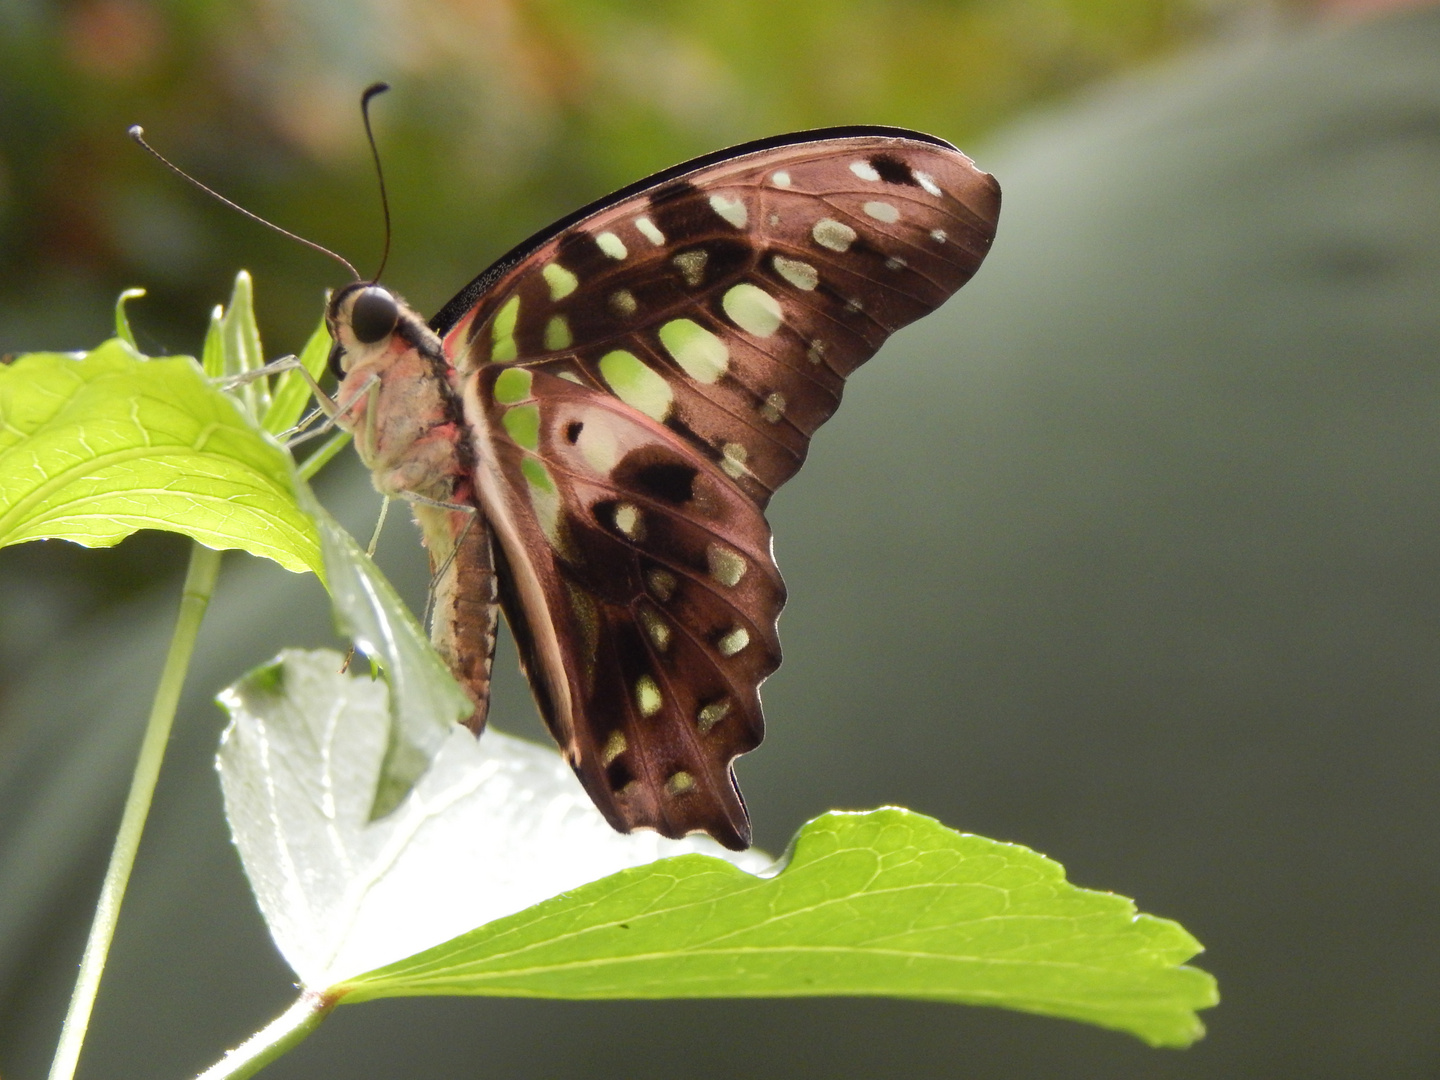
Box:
[324,128,1000,850]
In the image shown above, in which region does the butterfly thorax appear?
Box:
[326,283,476,508]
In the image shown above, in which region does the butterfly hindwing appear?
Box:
[465,365,783,848]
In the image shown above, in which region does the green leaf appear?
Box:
[265,315,332,436]
[0,340,321,574]
[216,649,764,989]
[219,270,270,420]
[336,808,1216,1048]
[201,303,225,378]
[113,287,146,349]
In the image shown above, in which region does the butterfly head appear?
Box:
[325,282,402,380]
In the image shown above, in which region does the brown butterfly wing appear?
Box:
[438,130,1000,506]
[465,366,781,848]
[435,129,999,846]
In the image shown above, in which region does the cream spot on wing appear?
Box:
[930,228,947,243]
[602,730,627,765]
[768,212,781,226]
[598,350,673,421]
[720,442,749,479]
[672,249,708,287]
[807,339,828,365]
[658,318,728,383]
[707,543,746,587]
[772,255,818,291]
[639,606,671,651]
[636,216,665,245]
[709,194,748,229]
[595,231,628,259]
[771,170,791,188]
[760,391,786,423]
[542,262,578,300]
[613,502,642,539]
[863,200,900,223]
[697,699,731,733]
[850,160,881,181]
[722,283,782,337]
[718,626,750,657]
[812,218,856,252]
[575,416,621,473]
[558,370,584,384]
[544,314,572,351]
[915,170,942,196]
[666,771,695,795]
[609,289,638,317]
[884,256,907,271]
[845,297,864,313]
[647,567,677,601]
[635,675,662,717]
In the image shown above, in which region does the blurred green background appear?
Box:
[7,1,1440,1079]
[0,0,1219,644]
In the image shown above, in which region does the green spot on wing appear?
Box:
[598,350,673,422]
[544,316,573,351]
[502,404,541,451]
[493,367,533,405]
[658,319,728,384]
[520,456,555,493]
[722,283,783,337]
[542,263,578,301]
[520,456,561,545]
[491,296,521,363]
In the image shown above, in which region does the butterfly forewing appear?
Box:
[438,130,1000,505]
[422,129,998,847]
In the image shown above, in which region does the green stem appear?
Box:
[193,992,337,1080]
[47,542,224,1080]
[297,430,352,482]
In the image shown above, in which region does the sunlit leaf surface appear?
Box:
[217,648,1214,1048]
[0,341,320,574]
[215,649,767,988]
[337,807,1217,1048]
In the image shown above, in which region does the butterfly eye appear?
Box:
[350,286,398,345]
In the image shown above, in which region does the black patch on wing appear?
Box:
[648,181,715,240]
[624,460,698,505]
[868,153,919,186]
[557,230,612,279]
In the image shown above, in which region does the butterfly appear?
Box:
[321,126,1000,850]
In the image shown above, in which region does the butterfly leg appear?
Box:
[213,353,298,390]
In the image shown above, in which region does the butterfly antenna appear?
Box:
[360,82,392,284]
[128,125,361,281]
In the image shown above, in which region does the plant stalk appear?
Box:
[193,992,337,1080]
[47,542,224,1080]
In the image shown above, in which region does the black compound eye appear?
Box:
[349,286,398,345]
